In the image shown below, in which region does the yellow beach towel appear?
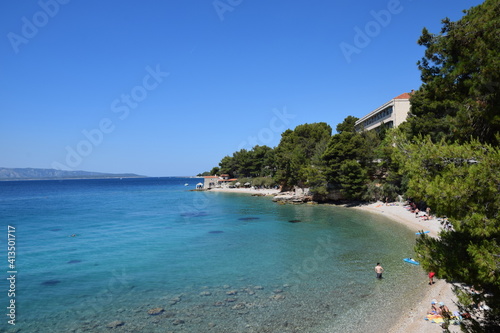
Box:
[425,314,444,323]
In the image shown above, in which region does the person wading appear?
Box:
[375,263,384,279]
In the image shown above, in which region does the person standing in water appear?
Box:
[375,263,384,279]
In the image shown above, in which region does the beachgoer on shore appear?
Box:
[438,302,450,316]
[429,271,435,285]
[375,263,384,279]
[428,300,438,314]
[438,301,452,330]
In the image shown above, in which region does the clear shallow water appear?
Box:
[0,178,426,332]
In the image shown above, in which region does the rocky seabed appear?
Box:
[11,282,365,333]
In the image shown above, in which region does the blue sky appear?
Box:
[0,0,484,176]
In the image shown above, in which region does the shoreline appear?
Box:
[351,202,460,333]
[206,188,460,332]
[202,187,280,195]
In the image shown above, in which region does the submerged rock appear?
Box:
[181,211,208,217]
[169,296,182,305]
[232,303,246,310]
[41,279,61,286]
[270,294,286,300]
[147,307,165,315]
[238,217,260,221]
[106,320,124,328]
[67,259,82,264]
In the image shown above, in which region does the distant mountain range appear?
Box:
[0,168,145,180]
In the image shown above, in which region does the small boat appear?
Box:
[184,183,189,186]
[416,231,430,235]
[403,258,420,265]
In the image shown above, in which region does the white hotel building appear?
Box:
[354,92,412,132]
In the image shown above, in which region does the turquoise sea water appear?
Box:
[0,178,426,332]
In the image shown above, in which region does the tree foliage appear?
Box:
[337,159,367,199]
[273,122,332,190]
[393,133,500,330]
[322,117,382,200]
[209,116,390,200]
[390,2,500,329]
[335,115,358,134]
[218,145,275,178]
[402,0,500,144]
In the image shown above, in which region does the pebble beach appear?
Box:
[353,202,460,333]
